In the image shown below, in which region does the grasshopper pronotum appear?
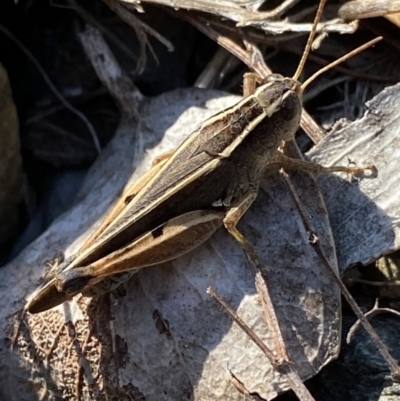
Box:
[26,0,379,315]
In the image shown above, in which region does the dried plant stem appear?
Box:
[207,286,316,401]
[347,299,400,343]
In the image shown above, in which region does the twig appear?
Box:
[136,0,358,34]
[102,0,174,52]
[180,12,266,76]
[347,299,400,343]
[69,0,147,76]
[198,17,400,82]
[26,88,108,125]
[207,287,277,364]
[77,25,143,118]
[194,47,234,88]
[207,287,316,401]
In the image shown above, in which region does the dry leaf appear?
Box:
[308,82,400,272]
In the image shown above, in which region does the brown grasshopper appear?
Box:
[26,1,378,314]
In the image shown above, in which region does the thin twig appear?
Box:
[103,0,174,52]
[215,216,317,400]
[0,24,101,154]
[347,299,400,343]
[180,12,265,76]
[194,47,234,88]
[77,25,143,118]
[26,87,108,125]
[207,287,316,401]
[69,0,147,76]
[199,17,400,83]
[207,287,278,364]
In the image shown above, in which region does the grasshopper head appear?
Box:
[254,74,303,142]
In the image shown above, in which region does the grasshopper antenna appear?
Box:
[301,36,382,90]
[292,0,327,81]
[292,0,382,89]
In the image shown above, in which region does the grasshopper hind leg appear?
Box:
[55,210,226,295]
[82,271,137,296]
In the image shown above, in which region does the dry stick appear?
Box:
[232,228,316,401]
[180,12,325,144]
[207,287,316,401]
[237,0,300,26]
[69,0,147,76]
[235,0,302,24]
[203,19,398,83]
[0,24,101,155]
[282,171,400,381]
[194,47,233,88]
[102,0,174,52]
[233,233,290,363]
[257,0,301,19]
[77,25,143,117]
[27,88,108,125]
[206,287,277,364]
[134,0,353,34]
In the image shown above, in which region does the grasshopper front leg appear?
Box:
[271,152,377,178]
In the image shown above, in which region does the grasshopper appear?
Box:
[27,0,378,314]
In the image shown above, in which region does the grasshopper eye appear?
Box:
[279,91,302,122]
